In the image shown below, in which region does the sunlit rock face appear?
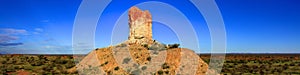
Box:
[70,6,215,75]
[128,6,153,45]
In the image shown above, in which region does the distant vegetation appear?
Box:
[0,55,80,74]
[0,54,299,74]
[200,54,300,75]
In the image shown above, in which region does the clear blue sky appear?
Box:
[0,0,299,54]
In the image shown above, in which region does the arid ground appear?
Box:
[0,54,299,75]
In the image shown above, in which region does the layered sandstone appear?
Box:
[128,6,153,44]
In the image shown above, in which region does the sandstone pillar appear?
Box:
[128,6,153,44]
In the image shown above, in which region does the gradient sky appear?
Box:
[0,0,299,54]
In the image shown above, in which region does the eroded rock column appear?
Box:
[128,6,153,44]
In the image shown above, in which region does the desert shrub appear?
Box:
[290,63,295,66]
[30,59,44,66]
[38,55,45,59]
[24,65,34,70]
[131,69,141,75]
[117,43,127,47]
[162,63,170,69]
[142,44,148,48]
[114,66,120,71]
[6,65,15,72]
[56,64,64,70]
[141,66,147,70]
[0,70,5,74]
[1,60,6,64]
[283,64,289,69]
[165,71,169,74]
[42,65,53,71]
[157,70,164,74]
[54,59,68,64]
[122,58,131,64]
[65,61,75,69]
[148,43,166,51]
[146,57,151,61]
[66,56,73,59]
[167,44,180,49]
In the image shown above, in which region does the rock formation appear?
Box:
[69,6,215,75]
[128,6,153,45]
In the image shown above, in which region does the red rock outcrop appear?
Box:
[128,6,153,45]
[70,6,213,75]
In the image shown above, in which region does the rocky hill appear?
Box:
[69,6,213,75]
